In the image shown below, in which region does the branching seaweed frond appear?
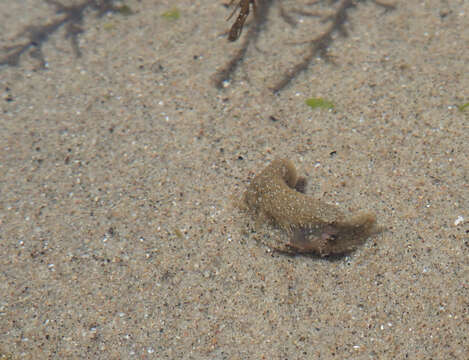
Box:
[218,0,395,92]
[0,0,130,69]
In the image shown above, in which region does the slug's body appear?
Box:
[243,159,378,256]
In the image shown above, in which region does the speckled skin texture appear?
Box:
[243,159,378,255]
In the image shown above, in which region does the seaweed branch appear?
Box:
[227,0,257,41]
[214,0,274,88]
[0,0,130,69]
[216,0,395,92]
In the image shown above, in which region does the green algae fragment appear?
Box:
[457,102,469,112]
[173,228,184,239]
[162,8,180,20]
[102,22,115,31]
[116,5,133,16]
[306,97,335,110]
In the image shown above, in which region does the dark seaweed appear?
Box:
[0,0,131,69]
[216,0,395,92]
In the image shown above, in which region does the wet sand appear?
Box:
[1,0,468,358]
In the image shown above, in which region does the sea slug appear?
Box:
[243,158,378,256]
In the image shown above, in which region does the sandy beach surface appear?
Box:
[1,0,468,358]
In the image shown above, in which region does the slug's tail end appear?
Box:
[287,212,379,256]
